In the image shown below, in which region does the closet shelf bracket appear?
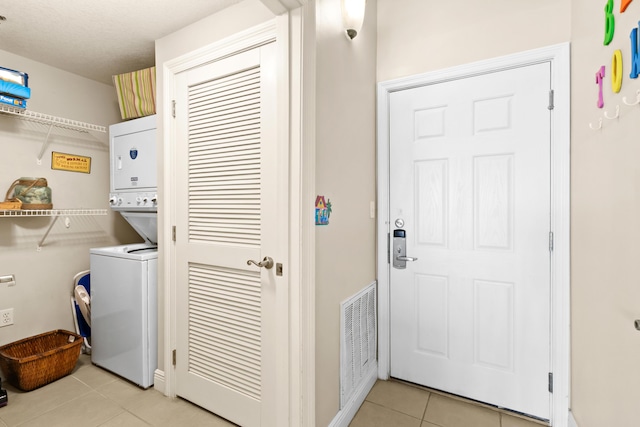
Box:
[38,214,60,250]
[36,123,54,165]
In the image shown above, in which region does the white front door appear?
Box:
[173,43,284,427]
[389,63,551,420]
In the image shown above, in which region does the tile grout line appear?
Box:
[11,377,95,427]
[73,368,156,427]
[361,400,424,424]
[95,409,152,427]
[93,409,129,427]
[421,391,431,422]
[392,379,548,427]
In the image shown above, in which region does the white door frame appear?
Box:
[160,14,315,426]
[376,43,571,427]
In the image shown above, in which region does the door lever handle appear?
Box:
[247,256,274,269]
[395,256,418,262]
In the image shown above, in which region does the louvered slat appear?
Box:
[188,66,261,246]
[188,264,262,400]
[186,66,263,403]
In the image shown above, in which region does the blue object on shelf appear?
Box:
[0,66,28,87]
[0,94,26,109]
[0,81,30,99]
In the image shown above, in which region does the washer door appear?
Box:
[120,211,157,244]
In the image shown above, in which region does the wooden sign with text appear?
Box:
[51,152,91,174]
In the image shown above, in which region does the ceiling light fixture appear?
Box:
[341,0,366,40]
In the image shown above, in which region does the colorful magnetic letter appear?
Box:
[621,0,634,12]
[612,50,623,93]
[631,25,640,79]
[604,0,615,45]
[596,66,605,108]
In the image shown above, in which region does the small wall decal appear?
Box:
[631,25,640,78]
[588,0,640,130]
[612,50,623,93]
[315,195,332,225]
[604,0,615,45]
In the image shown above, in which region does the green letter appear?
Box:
[604,0,615,45]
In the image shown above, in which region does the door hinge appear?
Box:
[172,226,176,242]
[549,231,554,252]
[172,100,176,118]
[548,372,553,393]
[548,90,555,110]
[172,349,177,366]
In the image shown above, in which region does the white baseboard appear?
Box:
[328,364,378,427]
[153,369,166,394]
[569,411,579,427]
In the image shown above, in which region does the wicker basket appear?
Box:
[0,330,82,391]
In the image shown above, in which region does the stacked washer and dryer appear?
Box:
[90,114,158,388]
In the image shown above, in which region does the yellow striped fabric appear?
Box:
[113,66,156,120]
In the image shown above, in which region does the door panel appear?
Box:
[174,44,278,427]
[390,63,551,420]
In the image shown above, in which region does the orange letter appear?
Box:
[621,0,633,12]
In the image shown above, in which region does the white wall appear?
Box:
[571,0,640,425]
[377,0,571,81]
[314,0,377,425]
[0,49,138,346]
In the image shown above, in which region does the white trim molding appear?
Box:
[569,411,579,427]
[292,3,317,426]
[328,365,377,427]
[153,369,166,394]
[376,43,571,427]
[260,0,307,15]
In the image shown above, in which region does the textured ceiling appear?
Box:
[0,0,244,85]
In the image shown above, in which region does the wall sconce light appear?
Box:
[342,0,366,40]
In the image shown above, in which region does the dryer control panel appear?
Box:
[109,192,157,211]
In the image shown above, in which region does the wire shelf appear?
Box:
[0,209,108,217]
[0,105,106,133]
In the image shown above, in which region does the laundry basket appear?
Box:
[0,330,82,391]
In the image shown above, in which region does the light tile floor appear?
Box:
[350,380,549,427]
[0,354,548,427]
[0,354,236,427]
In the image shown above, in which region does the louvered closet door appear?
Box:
[174,44,279,427]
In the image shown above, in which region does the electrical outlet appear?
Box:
[0,309,13,327]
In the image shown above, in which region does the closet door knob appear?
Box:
[247,256,274,269]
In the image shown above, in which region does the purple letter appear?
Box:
[596,66,605,108]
